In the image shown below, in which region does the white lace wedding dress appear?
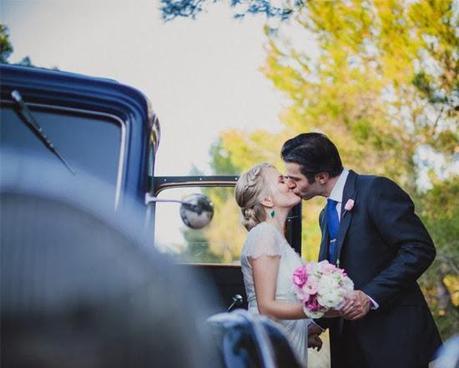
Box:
[240,221,310,367]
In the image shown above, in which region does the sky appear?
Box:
[3,1,457,247]
[1,0,287,175]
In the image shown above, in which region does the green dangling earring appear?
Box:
[270,210,276,218]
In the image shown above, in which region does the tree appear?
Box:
[202,140,247,263]
[264,0,457,188]
[0,23,35,66]
[0,24,13,63]
[160,0,303,22]
[417,176,459,338]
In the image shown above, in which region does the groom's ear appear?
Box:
[315,172,330,185]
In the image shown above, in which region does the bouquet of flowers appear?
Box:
[292,260,354,318]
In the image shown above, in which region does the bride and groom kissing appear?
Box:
[235,132,441,368]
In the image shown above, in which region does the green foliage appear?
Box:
[0,24,13,63]
[181,226,221,263]
[209,139,240,176]
[203,141,247,263]
[160,0,303,22]
[202,189,247,263]
[0,24,35,67]
[417,176,459,339]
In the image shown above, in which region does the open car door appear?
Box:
[149,176,302,312]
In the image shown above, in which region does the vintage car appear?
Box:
[0,63,304,367]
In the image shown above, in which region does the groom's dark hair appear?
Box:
[281,132,343,184]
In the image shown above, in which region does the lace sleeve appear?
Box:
[245,223,282,259]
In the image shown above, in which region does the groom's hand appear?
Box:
[308,323,324,336]
[340,290,371,320]
[308,334,323,351]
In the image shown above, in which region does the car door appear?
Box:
[150,176,302,313]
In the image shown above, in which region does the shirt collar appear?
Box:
[328,169,349,203]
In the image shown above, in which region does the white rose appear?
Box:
[341,277,354,291]
[318,274,340,292]
[318,290,343,308]
[303,306,324,319]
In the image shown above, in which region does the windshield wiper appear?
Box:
[11,90,76,175]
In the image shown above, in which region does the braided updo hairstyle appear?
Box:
[235,163,274,231]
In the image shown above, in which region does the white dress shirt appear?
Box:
[328,169,349,220]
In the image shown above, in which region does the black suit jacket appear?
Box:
[317,170,441,368]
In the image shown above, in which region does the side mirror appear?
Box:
[146,193,214,229]
[180,193,214,229]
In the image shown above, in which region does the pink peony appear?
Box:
[295,288,310,303]
[292,266,308,287]
[305,295,321,312]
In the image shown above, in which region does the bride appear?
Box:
[235,163,322,367]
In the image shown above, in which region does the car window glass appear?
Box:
[1,105,123,192]
[154,186,246,265]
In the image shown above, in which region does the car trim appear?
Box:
[152,176,239,196]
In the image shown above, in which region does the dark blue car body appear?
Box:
[0,64,159,211]
[0,64,304,368]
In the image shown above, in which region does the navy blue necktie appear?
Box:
[326,199,339,264]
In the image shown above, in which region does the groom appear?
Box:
[281,132,442,368]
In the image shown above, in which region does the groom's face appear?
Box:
[284,162,322,200]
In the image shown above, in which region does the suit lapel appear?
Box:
[318,209,329,261]
[335,170,358,265]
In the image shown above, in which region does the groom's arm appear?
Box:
[360,177,436,308]
[312,318,329,330]
[313,210,333,329]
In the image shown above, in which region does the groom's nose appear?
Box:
[286,178,296,189]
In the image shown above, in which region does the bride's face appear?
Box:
[263,167,301,209]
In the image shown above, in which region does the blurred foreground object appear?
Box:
[208,309,303,368]
[434,335,459,368]
[0,156,219,368]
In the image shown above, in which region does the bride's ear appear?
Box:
[260,196,274,208]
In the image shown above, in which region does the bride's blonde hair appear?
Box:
[235,163,274,231]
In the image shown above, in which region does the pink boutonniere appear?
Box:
[344,199,355,212]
